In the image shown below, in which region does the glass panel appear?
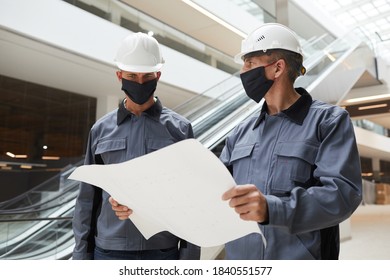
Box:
[0,215,74,260]
[0,75,95,202]
[353,119,389,137]
[380,160,390,184]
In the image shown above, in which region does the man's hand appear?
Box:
[222,184,269,223]
[109,197,133,220]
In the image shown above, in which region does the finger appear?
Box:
[118,215,129,221]
[109,196,118,207]
[222,185,250,200]
[222,187,236,201]
[115,209,132,219]
[233,201,256,215]
[229,188,261,208]
[222,184,257,201]
[238,196,268,223]
[109,197,130,212]
[239,211,258,221]
[239,207,265,222]
[111,204,128,211]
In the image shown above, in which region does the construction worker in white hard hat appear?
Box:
[72,32,200,260]
[220,23,362,259]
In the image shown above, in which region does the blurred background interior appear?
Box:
[0,0,390,259]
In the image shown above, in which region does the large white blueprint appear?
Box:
[68,139,262,247]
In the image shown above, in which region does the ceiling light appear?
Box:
[42,156,60,160]
[345,93,390,103]
[324,50,336,61]
[6,152,27,158]
[182,0,246,38]
[358,103,387,110]
[14,155,27,159]
[20,165,32,169]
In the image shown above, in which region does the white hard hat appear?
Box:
[114,32,165,73]
[234,23,303,63]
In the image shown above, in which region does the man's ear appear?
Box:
[156,71,162,81]
[116,70,122,81]
[274,59,286,78]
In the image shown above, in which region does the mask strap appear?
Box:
[263,60,277,68]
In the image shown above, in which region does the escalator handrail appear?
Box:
[0,176,80,213]
[0,160,83,210]
[173,71,241,112]
[0,189,78,216]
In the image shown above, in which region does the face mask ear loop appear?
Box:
[263,60,277,68]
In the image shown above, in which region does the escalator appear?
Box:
[0,30,377,259]
[0,164,81,259]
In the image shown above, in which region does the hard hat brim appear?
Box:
[234,52,245,64]
[116,62,164,73]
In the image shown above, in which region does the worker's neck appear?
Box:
[265,88,300,115]
[125,97,155,116]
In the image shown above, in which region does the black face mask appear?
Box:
[121,78,157,105]
[240,66,274,103]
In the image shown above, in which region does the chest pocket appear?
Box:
[272,141,318,194]
[95,138,126,164]
[230,144,255,182]
[146,138,175,154]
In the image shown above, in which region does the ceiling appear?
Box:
[310,0,390,130]
[313,0,390,42]
[120,0,245,58]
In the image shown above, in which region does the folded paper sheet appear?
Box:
[69,139,262,247]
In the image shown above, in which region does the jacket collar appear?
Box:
[117,97,162,125]
[253,87,312,129]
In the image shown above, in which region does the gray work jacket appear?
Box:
[72,98,200,260]
[220,88,362,259]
